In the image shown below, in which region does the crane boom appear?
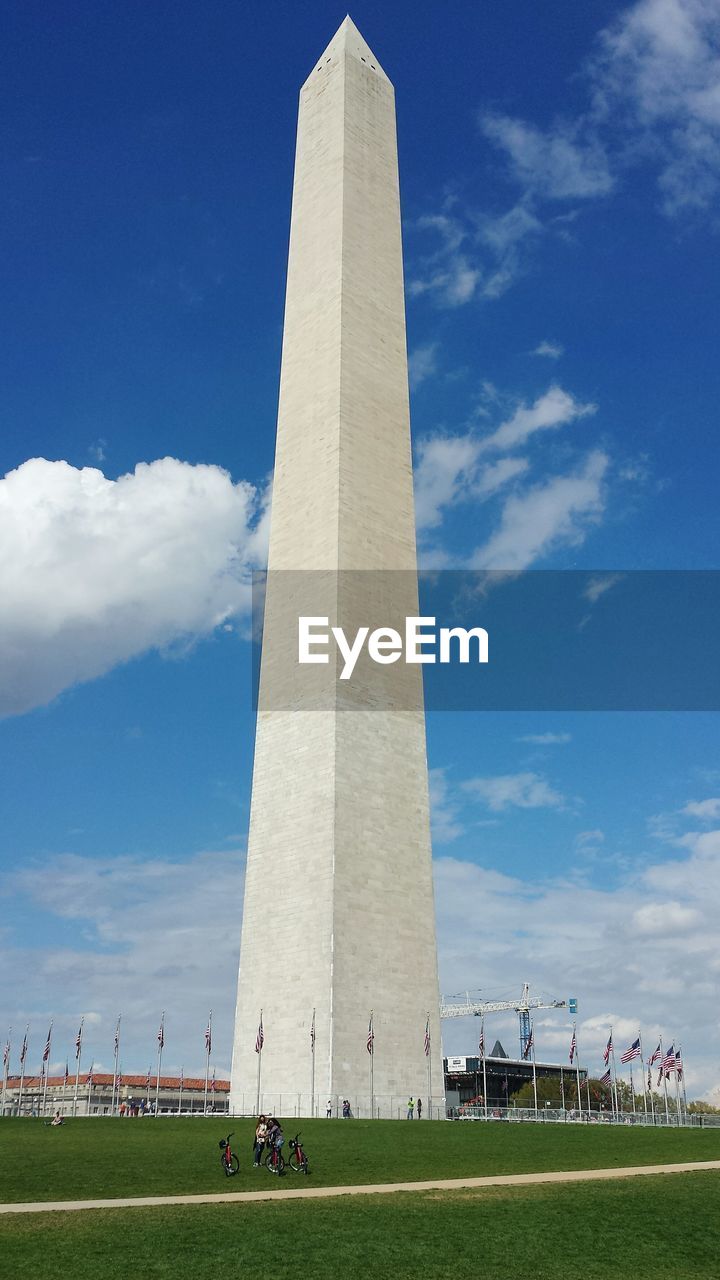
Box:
[440,984,574,1058]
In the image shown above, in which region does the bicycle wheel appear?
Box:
[265,1152,276,1173]
[276,1153,285,1175]
[228,1154,239,1175]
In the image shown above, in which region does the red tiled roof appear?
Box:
[5,1074,230,1091]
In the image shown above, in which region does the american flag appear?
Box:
[647,1042,662,1067]
[311,1010,316,1052]
[675,1049,683,1080]
[86,1063,94,1086]
[205,1018,212,1055]
[145,1066,151,1088]
[75,1022,83,1059]
[179,1068,184,1089]
[600,1068,611,1086]
[477,1022,484,1058]
[114,1018,121,1056]
[255,1013,264,1054]
[2,1036,9,1069]
[621,1038,641,1064]
[157,1017,165,1050]
[19,1031,28,1066]
[603,1034,613,1066]
[523,1027,534,1061]
[43,1024,52,1063]
[210,1069,216,1092]
[63,1062,69,1085]
[661,1044,676,1076]
[424,1016,431,1058]
[117,1069,123,1088]
[366,1014,374,1056]
[569,1029,577,1064]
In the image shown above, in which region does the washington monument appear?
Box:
[230,18,444,1117]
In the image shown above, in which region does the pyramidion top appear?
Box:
[305,15,391,86]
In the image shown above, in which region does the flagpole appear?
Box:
[310,1008,316,1118]
[41,1022,53,1116]
[2,1029,11,1118]
[369,1011,374,1120]
[560,1066,565,1111]
[73,1019,83,1118]
[204,1011,212,1116]
[145,1068,151,1111]
[86,1063,94,1115]
[573,1023,582,1115]
[18,1026,29,1118]
[255,1010,263,1115]
[427,1022,432,1121]
[638,1031,648,1118]
[673,1041,682,1124]
[659,1037,670,1123]
[178,1069,184,1116]
[111,1016,121,1114]
[481,1016,488,1120]
[679,1047,688,1118]
[530,1021,538,1114]
[154,1013,164,1116]
[609,1027,619,1119]
[63,1064,68,1115]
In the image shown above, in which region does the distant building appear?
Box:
[1,1074,230,1117]
[444,1041,588,1112]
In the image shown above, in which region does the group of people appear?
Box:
[406,1096,423,1119]
[253,1114,284,1167]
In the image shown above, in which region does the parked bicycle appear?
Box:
[265,1141,285,1175]
[219,1132,239,1177]
[287,1132,310,1175]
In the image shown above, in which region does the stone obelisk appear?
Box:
[230,17,444,1118]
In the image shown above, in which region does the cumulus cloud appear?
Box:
[462,771,566,811]
[408,202,544,308]
[0,457,267,717]
[481,386,596,453]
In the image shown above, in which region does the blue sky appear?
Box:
[1,0,719,1095]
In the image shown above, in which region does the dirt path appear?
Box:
[2,1159,719,1215]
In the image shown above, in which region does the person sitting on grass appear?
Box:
[253,1114,269,1167]
[50,1111,64,1126]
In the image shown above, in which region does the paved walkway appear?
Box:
[2,1160,719,1215]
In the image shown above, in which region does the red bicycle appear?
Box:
[265,1140,285,1175]
[288,1133,310,1175]
[219,1132,239,1177]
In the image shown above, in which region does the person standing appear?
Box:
[326,1099,332,1118]
[253,1114,268,1167]
[406,1096,414,1119]
[417,1097,422,1119]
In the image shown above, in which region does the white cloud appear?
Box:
[434,833,720,1092]
[681,798,720,821]
[4,824,720,1094]
[462,771,566,811]
[533,341,564,359]
[481,114,614,199]
[408,343,439,391]
[481,386,596,452]
[576,828,605,848]
[429,768,465,844]
[582,573,624,604]
[471,450,609,570]
[1,847,245,1077]
[0,457,266,717]
[408,202,543,308]
[482,0,720,218]
[518,732,572,745]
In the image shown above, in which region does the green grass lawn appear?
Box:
[1,1115,719,1204]
[1,1173,718,1280]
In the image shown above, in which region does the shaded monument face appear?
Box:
[230,18,443,1119]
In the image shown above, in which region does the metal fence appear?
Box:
[451,1105,720,1128]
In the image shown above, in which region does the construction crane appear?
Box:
[440,984,577,1059]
